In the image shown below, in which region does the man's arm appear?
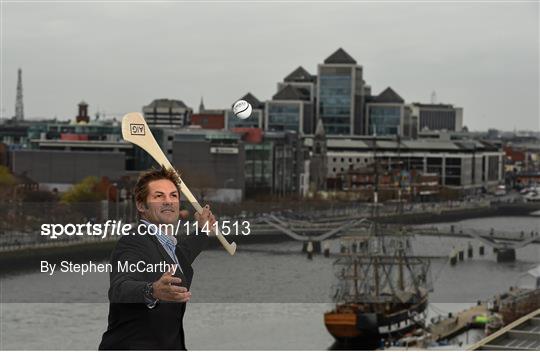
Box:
[177,205,214,264]
[108,234,151,303]
[109,234,191,304]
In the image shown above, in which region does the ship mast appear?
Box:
[398,246,405,291]
[353,258,359,301]
[374,256,380,298]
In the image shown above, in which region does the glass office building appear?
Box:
[225,109,262,129]
[266,102,301,132]
[317,48,365,136]
[318,69,352,135]
[368,105,402,136]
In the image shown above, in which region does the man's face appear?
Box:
[137,179,180,225]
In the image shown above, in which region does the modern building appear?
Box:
[234,128,305,197]
[403,105,419,139]
[23,116,161,172]
[304,136,504,193]
[264,66,317,136]
[277,66,316,104]
[264,130,304,196]
[172,129,245,202]
[225,93,264,129]
[317,48,366,136]
[142,99,192,128]
[0,120,30,148]
[265,85,315,135]
[11,150,126,191]
[411,103,463,132]
[365,87,405,136]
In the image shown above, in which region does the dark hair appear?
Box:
[134,166,182,205]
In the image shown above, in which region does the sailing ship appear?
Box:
[325,136,433,345]
[324,226,433,344]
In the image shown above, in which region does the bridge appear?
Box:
[248,213,540,261]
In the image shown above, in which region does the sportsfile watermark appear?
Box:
[40,220,251,239]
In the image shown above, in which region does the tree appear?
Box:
[0,166,16,199]
[61,176,105,203]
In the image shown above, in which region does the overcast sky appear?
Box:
[1,1,538,131]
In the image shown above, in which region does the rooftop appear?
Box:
[284,66,315,83]
[323,48,357,65]
[144,98,188,109]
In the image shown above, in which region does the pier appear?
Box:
[429,303,489,342]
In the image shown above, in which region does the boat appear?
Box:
[523,187,540,202]
[324,226,433,346]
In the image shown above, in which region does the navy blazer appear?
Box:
[99,221,209,350]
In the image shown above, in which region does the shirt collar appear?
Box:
[140,219,178,246]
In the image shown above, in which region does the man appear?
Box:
[99,167,215,350]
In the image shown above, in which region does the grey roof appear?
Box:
[455,140,489,150]
[401,140,461,150]
[239,93,263,109]
[272,85,310,101]
[304,138,488,152]
[412,102,454,109]
[145,99,188,109]
[372,87,404,103]
[284,66,314,82]
[324,48,357,64]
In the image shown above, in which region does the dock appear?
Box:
[429,303,489,341]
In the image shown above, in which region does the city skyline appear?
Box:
[1,2,538,131]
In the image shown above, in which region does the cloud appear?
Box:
[1,2,538,130]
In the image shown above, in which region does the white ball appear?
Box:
[233,100,252,119]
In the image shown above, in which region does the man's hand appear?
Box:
[151,269,191,303]
[195,204,216,235]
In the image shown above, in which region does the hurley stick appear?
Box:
[121,112,237,255]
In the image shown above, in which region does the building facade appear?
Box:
[411,103,464,132]
[142,99,192,128]
[11,150,126,191]
[365,87,405,136]
[265,83,314,135]
[304,136,504,193]
[317,48,365,136]
[225,93,264,129]
[172,129,245,202]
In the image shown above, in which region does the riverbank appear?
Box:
[1,201,539,273]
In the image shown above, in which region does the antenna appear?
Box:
[15,68,24,121]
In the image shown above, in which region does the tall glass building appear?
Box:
[365,87,405,136]
[317,48,365,136]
